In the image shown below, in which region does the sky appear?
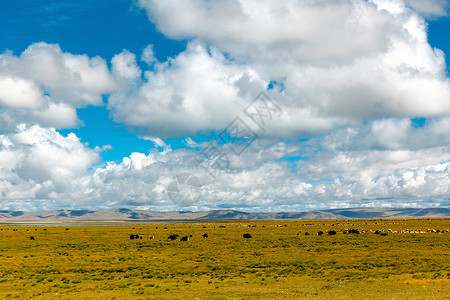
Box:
[0,0,450,212]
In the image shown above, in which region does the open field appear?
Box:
[0,218,449,299]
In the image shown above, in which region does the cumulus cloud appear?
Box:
[323,117,450,151]
[120,0,450,139]
[111,50,142,81]
[1,43,117,106]
[295,146,450,208]
[0,125,99,204]
[138,0,393,62]
[404,0,449,18]
[108,41,266,137]
[0,42,119,130]
[141,44,157,66]
[0,76,45,109]
[3,121,449,211]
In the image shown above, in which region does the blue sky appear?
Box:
[1,0,450,211]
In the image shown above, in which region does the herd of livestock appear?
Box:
[125,226,448,242]
[1,224,446,241]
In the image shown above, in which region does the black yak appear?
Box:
[130,234,139,240]
[168,234,179,240]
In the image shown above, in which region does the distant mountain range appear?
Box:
[0,207,449,221]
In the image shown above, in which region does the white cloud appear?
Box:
[0,42,120,130]
[0,101,79,132]
[108,41,266,137]
[121,0,450,138]
[138,0,393,63]
[1,124,449,211]
[404,0,449,18]
[0,76,45,109]
[323,117,450,151]
[141,44,157,66]
[144,137,171,153]
[0,125,99,203]
[2,43,117,107]
[111,50,142,81]
[31,102,79,129]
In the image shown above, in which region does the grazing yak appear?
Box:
[168,234,179,240]
[202,233,208,238]
[243,233,252,238]
[130,234,139,240]
[317,231,324,236]
[30,236,35,240]
[328,230,337,236]
[180,236,189,241]
[348,229,360,234]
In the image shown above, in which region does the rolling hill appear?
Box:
[0,207,448,221]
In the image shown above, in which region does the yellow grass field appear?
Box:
[0,218,449,299]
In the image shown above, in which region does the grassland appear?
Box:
[0,218,449,299]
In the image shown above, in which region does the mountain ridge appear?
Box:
[0,207,448,221]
